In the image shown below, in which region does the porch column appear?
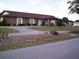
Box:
[29,19,32,26]
[38,19,42,26]
[48,19,50,26]
[29,19,35,26]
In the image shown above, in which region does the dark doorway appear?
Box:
[42,21,45,26]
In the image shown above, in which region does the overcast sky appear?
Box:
[0,0,79,21]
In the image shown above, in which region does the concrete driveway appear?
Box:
[0,26,48,36]
[0,38,79,59]
[0,26,69,36]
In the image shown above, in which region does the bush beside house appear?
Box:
[0,18,7,26]
[56,17,73,26]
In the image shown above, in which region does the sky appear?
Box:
[0,0,79,21]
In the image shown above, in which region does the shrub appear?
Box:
[0,22,3,26]
[70,29,79,34]
[56,20,63,26]
[0,19,7,26]
[50,23,54,26]
[7,24,11,26]
[26,23,31,26]
[18,24,25,26]
[50,31,59,35]
[13,24,16,26]
[33,24,37,26]
[1,19,7,26]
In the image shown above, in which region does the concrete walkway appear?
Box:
[0,38,79,59]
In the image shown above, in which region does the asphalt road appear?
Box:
[0,38,79,59]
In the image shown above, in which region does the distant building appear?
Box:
[73,20,79,26]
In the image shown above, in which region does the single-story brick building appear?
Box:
[0,10,59,26]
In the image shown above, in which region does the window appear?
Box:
[0,18,3,22]
[51,20,55,24]
[16,18,23,25]
[29,19,35,24]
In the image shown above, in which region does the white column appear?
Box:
[32,19,35,24]
[29,19,35,26]
[16,19,18,25]
[21,19,23,24]
[48,19,50,26]
[38,19,42,26]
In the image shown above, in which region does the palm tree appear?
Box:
[67,0,79,14]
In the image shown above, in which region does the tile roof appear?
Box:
[1,10,59,20]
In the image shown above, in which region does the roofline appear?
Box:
[1,10,60,20]
[3,10,54,17]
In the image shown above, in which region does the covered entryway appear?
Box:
[38,19,50,26]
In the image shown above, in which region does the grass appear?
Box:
[0,28,18,33]
[0,26,79,51]
[70,29,79,34]
[31,26,79,31]
[0,33,78,51]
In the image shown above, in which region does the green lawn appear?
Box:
[31,26,79,31]
[0,28,18,33]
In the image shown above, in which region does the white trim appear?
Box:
[51,20,56,25]
[3,12,9,15]
[16,18,23,25]
[45,20,48,26]
[33,19,35,24]
[38,19,42,26]
[29,19,35,24]
[0,17,3,22]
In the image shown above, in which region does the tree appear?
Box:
[67,0,79,14]
[62,17,69,23]
[62,17,68,22]
[1,17,7,26]
[62,17,69,26]
[56,19,64,26]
